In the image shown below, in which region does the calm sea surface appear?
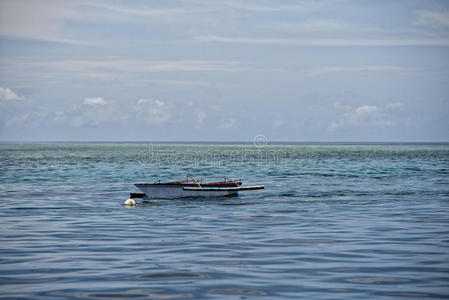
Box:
[1,143,448,299]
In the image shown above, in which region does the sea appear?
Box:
[0,142,448,299]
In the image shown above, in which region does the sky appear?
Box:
[0,0,448,142]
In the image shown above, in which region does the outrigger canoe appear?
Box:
[134,175,264,199]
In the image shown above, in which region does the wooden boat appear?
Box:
[134,175,264,199]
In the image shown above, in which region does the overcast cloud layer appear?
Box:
[0,0,448,142]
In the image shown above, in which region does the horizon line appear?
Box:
[1,140,448,145]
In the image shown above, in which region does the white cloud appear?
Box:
[0,0,83,44]
[71,101,127,127]
[355,105,378,115]
[183,100,207,127]
[329,102,407,131]
[220,117,237,129]
[18,59,247,87]
[329,104,378,131]
[136,99,172,124]
[416,10,449,28]
[85,2,184,20]
[54,111,66,121]
[218,0,325,12]
[43,59,247,74]
[386,102,404,110]
[196,110,207,127]
[4,110,48,128]
[274,19,350,34]
[310,66,402,76]
[271,19,394,39]
[198,35,449,46]
[132,79,207,88]
[67,97,123,127]
[84,97,106,106]
[0,87,21,101]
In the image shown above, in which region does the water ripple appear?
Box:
[1,143,449,299]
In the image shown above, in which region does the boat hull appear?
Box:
[135,184,238,199]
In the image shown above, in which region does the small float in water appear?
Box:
[123,198,137,206]
[133,175,264,199]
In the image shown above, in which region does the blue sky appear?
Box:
[0,0,448,142]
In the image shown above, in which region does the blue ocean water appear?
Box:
[0,143,448,299]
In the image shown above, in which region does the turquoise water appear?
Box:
[1,143,449,299]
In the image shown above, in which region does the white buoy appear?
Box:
[124,198,136,206]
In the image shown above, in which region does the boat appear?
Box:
[134,175,264,199]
